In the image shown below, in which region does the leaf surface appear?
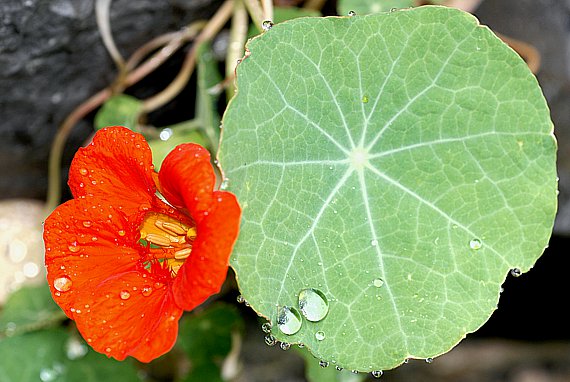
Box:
[219,7,557,371]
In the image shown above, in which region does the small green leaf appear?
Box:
[0,284,63,336]
[177,304,244,382]
[220,7,557,372]
[148,122,208,169]
[94,94,142,131]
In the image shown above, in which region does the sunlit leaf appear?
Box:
[219,7,557,371]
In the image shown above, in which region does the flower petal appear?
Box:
[44,199,142,317]
[72,271,182,362]
[158,143,216,220]
[172,191,241,310]
[69,126,156,215]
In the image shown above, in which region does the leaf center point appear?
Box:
[349,147,370,171]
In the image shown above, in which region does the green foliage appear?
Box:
[94,94,143,132]
[177,304,244,382]
[0,284,63,337]
[219,6,557,372]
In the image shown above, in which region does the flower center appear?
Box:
[139,212,197,276]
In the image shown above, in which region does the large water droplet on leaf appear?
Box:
[298,288,329,322]
[277,306,302,335]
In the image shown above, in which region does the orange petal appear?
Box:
[44,199,143,317]
[69,126,156,215]
[72,271,182,362]
[158,143,216,221]
[172,191,241,310]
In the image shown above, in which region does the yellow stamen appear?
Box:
[145,233,172,247]
[161,222,188,236]
[187,227,197,240]
[174,248,192,260]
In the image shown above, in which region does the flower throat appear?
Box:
[139,212,197,275]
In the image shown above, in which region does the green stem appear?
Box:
[226,0,248,100]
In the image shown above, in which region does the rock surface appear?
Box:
[0,0,218,200]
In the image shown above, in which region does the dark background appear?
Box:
[1,0,569,380]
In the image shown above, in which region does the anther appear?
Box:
[187,227,197,240]
[174,248,192,260]
[161,222,188,236]
[145,233,172,247]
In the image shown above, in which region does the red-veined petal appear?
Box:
[172,191,241,310]
[72,271,182,362]
[69,126,156,215]
[158,143,216,221]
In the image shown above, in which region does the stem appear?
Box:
[45,23,207,213]
[141,0,234,113]
[95,0,125,71]
[243,0,264,32]
[226,0,248,100]
[261,0,273,22]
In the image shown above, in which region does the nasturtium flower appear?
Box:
[44,126,241,362]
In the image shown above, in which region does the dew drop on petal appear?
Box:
[298,288,329,322]
[68,242,80,253]
[119,290,131,300]
[277,306,302,335]
[79,168,88,175]
[315,331,326,341]
[54,276,72,292]
[118,230,126,236]
[141,285,153,297]
[82,220,92,228]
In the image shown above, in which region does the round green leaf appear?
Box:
[219,7,557,371]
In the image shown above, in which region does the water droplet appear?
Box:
[119,290,131,300]
[348,10,356,16]
[425,357,434,364]
[469,238,482,250]
[335,366,343,371]
[315,330,325,341]
[68,242,80,253]
[220,178,230,190]
[39,368,57,382]
[298,288,329,322]
[236,295,245,304]
[54,276,72,292]
[262,20,273,31]
[82,220,92,228]
[370,239,378,247]
[264,334,276,346]
[277,306,302,335]
[319,360,329,368]
[279,342,291,351]
[362,95,369,103]
[79,168,88,175]
[5,322,17,337]
[372,370,383,378]
[351,370,359,374]
[141,285,153,297]
[159,128,173,141]
[511,268,522,277]
[373,278,384,288]
[261,322,272,334]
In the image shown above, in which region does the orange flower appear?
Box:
[44,126,241,362]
